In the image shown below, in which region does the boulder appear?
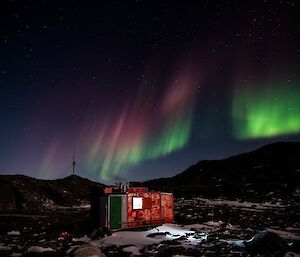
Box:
[73,244,105,257]
[245,230,288,256]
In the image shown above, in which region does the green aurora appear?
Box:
[98,113,193,180]
[233,82,300,139]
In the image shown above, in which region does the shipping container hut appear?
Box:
[94,186,174,230]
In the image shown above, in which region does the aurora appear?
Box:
[85,62,200,180]
[1,0,299,182]
[233,81,300,139]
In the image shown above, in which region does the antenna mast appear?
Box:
[72,148,76,175]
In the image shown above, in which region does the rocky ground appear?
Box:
[0,197,299,257]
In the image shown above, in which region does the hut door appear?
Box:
[109,196,122,229]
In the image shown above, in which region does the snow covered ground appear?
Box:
[0,197,299,256]
[89,224,206,256]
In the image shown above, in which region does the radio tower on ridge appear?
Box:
[72,148,76,176]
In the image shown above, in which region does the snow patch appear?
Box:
[172,254,191,257]
[226,239,245,248]
[203,220,223,227]
[122,246,141,256]
[10,253,22,257]
[149,224,196,238]
[73,235,91,243]
[92,224,206,253]
[27,246,56,253]
[7,231,20,236]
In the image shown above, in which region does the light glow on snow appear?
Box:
[92,224,207,255]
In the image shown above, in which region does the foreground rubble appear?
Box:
[0,197,299,256]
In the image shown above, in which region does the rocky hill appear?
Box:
[144,142,300,202]
[0,175,104,210]
[1,142,299,210]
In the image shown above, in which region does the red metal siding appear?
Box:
[127,187,148,193]
[161,193,174,223]
[127,192,161,227]
[143,197,152,209]
[104,187,113,194]
[100,187,174,229]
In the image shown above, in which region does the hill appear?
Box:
[144,142,300,202]
[1,142,299,209]
[0,174,104,210]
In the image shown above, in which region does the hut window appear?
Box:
[133,197,143,209]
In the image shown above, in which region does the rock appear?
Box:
[147,232,170,238]
[73,244,105,257]
[285,252,300,257]
[156,245,172,257]
[245,230,288,256]
[7,231,21,236]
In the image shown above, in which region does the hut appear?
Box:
[91,184,174,230]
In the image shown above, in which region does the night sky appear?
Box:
[0,1,299,183]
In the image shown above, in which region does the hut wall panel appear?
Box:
[127,192,161,227]
[161,193,174,223]
[121,195,128,229]
[127,187,148,193]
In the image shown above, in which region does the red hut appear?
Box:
[93,185,174,230]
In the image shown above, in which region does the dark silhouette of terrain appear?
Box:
[0,142,299,256]
[0,174,104,209]
[144,141,300,202]
[1,142,299,210]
